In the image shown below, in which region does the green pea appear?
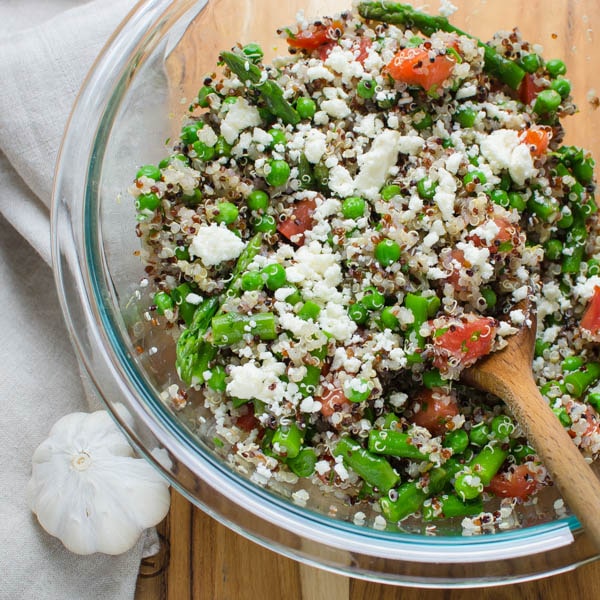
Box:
[266,160,291,187]
[533,89,562,115]
[481,287,497,309]
[242,42,264,63]
[268,128,287,148]
[443,429,469,454]
[546,58,567,78]
[241,270,264,291]
[562,355,584,372]
[298,301,321,321]
[153,291,173,314]
[379,306,400,331]
[553,406,572,427]
[463,170,487,187]
[490,189,510,208]
[206,365,227,392]
[214,136,233,157]
[342,196,366,219]
[375,239,401,267]
[491,415,515,440]
[136,192,160,211]
[534,339,551,358]
[544,238,563,260]
[357,79,376,99]
[286,447,317,477]
[247,189,270,212]
[214,201,239,225]
[174,246,190,261]
[362,288,385,311]
[348,302,369,325]
[159,154,189,169]
[262,263,287,290]
[413,111,433,131]
[192,141,216,161]
[512,444,536,463]
[469,422,490,446]
[343,377,372,403]
[180,121,204,145]
[296,97,317,119]
[181,188,203,206]
[136,164,162,181]
[573,157,596,185]
[520,53,543,74]
[508,191,527,211]
[422,368,447,390]
[455,107,477,128]
[380,184,401,201]
[197,85,216,108]
[588,392,600,412]
[417,178,437,199]
[556,206,574,229]
[222,96,238,106]
[587,259,600,276]
[442,138,454,148]
[550,78,571,99]
[252,214,277,233]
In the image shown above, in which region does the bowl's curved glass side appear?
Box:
[53,0,600,587]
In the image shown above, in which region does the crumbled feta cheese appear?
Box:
[220,97,262,144]
[227,360,286,404]
[303,129,328,164]
[189,223,246,266]
[320,98,351,119]
[355,130,406,199]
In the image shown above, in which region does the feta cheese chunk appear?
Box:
[220,97,262,144]
[189,223,246,266]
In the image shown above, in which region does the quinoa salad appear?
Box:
[129,2,600,534]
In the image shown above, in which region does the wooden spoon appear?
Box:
[462,298,600,551]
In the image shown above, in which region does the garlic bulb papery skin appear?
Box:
[27,410,171,555]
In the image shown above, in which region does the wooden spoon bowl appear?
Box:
[462,299,600,551]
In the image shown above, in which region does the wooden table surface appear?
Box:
[139,1,600,598]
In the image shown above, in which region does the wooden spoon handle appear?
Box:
[504,374,600,550]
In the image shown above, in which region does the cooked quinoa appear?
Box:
[130,2,600,534]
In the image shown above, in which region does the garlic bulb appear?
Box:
[27,410,170,555]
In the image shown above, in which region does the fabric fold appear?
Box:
[0,2,148,599]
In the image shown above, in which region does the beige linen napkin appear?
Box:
[0,1,155,599]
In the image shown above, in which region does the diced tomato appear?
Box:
[519,73,543,105]
[431,315,497,372]
[581,286,600,342]
[354,37,372,65]
[520,126,551,158]
[318,387,351,417]
[486,464,540,500]
[385,46,456,92]
[277,197,317,245]
[317,41,337,61]
[287,20,344,51]
[410,387,459,436]
[236,412,259,432]
[469,217,518,254]
[445,248,469,291]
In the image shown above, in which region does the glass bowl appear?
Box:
[52,0,600,587]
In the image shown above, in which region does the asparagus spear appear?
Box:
[357,2,525,90]
[176,232,265,384]
[175,297,220,384]
[220,51,300,125]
